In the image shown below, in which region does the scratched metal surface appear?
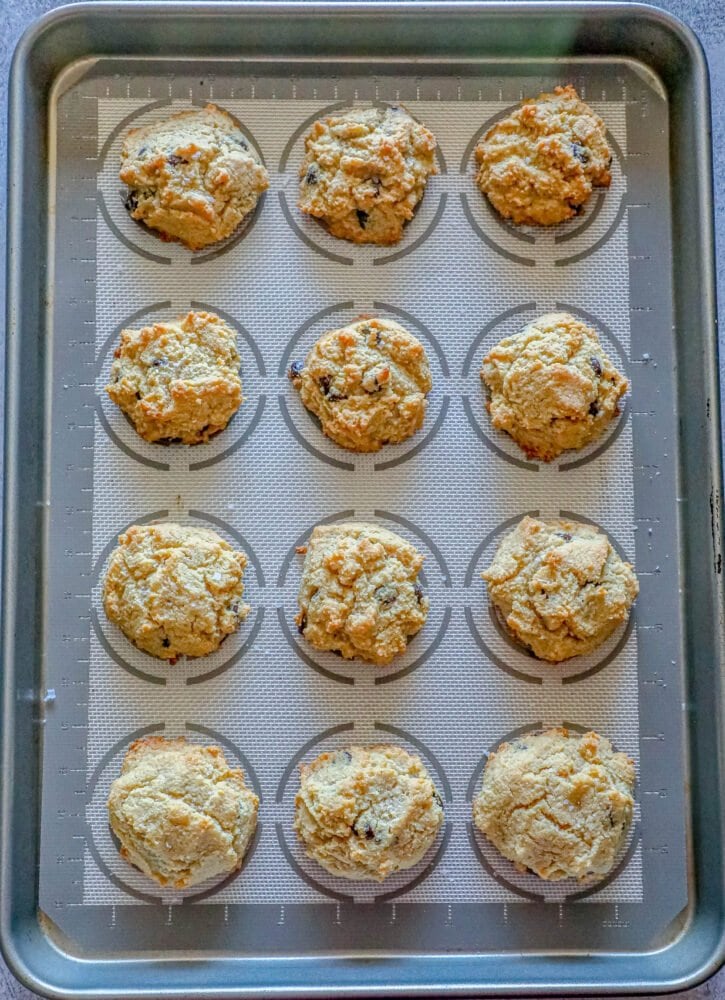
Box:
[27,51,683,958]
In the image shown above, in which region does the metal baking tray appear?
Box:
[2,1,723,996]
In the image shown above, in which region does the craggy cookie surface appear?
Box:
[103,522,249,661]
[289,317,432,453]
[106,310,242,445]
[108,736,259,888]
[475,85,611,226]
[481,312,627,461]
[120,103,269,250]
[298,105,437,244]
[296,522,428,665]
[295,744,444,881]
[473,728,635,881]
[482,516,638,662]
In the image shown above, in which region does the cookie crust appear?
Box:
[482,516,638,662]
[473,728,635,881]
[108,736,259,888]
[296,521,429,665]
[120,103,269,250]
[480,312,627,461]
[103,522,250,661]
[289,317,432,453]
[106,310,243,445]
[298,105,438,245]
[475,85,611,226]
[294,744,444,881]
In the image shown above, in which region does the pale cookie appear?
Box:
[475,85,612,226]
[294,744,444,882]
[108,736,258,888]
[482,516,638,662]
[106,310,243,445]
[103,522,250,661]
[298,104,438,245]
[289,317,432,452]
[473,728,635,881]
[296,522,428,666]
[120,103,269,250]
[480,312,627,461]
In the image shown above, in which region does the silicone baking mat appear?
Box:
[39,59,686,954]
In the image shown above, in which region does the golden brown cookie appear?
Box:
[108,736,258,888]
[294,744,444,881]
[298,105,437,244]
[296,522,428,666]
[289,317,432,453]
[120,103,269,250]
[480,312,627,461]
[106,310,242,445]
[475,85,611,226]
[103,522,250,661]
[482,516,638,662]
[473,728,635,881]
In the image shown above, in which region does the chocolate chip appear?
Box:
[571,142,590,164]
[356,209,369,229]
[167,154,188,166]
[234,136,248,151]
[288,360,304,380]
[231,603,239,614]
[137,146,147,156]
[319,376,346,401]
[590,356,602,376]
[433,790,443,807]
[151,358,167,367]
[372,177,382,195]
[161,637,170,648]
[342,750,352,762]
[135,392,142,400]
[589,401,599,416]
[557,532,573,542]
[375,584,397,606]
[375,331,383,346]
[297,612,307,635]
[414,582,424,603]
[305,166,318,185]
[124,190,139,213]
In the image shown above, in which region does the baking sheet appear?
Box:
[39,59,686,954]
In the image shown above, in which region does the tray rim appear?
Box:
[2,1,724,997]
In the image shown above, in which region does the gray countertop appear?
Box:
[1,0,724,997]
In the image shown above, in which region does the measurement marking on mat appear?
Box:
[389,903,396,925]
[224,905,229,924]
[334,903,341,925]
[278,906,285,926]
[642,733,665,742]
[503,903,508,925]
